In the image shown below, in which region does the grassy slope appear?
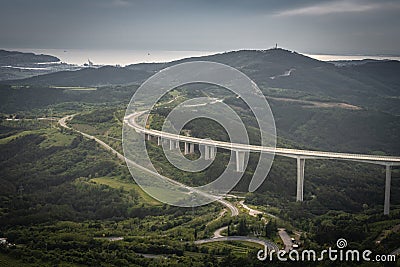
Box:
[90,176,161,206]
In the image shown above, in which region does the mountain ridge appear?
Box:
[2,48,400,114]
[0,49,60,65]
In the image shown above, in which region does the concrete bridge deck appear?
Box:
[125,112,400,214]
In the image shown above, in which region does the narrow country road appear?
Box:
[238,200,292,252]
[278,228,293,252]
[239,200,263,217]
[58,115,239,217]
[213,226,228,238]
[269,68,295,80]
[194,236,279,252]
[239,200,277,219]
[206,209,226,227]
[60,115,280,252]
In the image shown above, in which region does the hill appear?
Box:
[0,49,60,65]
[0,50,82,81]
[1,49,400,265]
[3,48,400,115]
[1,48,400,156]
[7,66,152,86]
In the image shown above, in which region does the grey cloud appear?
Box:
[0,0,399,54]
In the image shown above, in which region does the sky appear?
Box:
[1,0,400,55]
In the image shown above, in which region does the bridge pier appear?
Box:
[210,146,215,159]
[384,164,391,215]
[146,134,151,141]
[235,150,246,172]
[184,142,189,155]
[190,143,195,154]
[203,145,216,160]
[157,136,161,146]
[169,139,174,150]
[204,145,210,160]
[184,142,195,155]
[296,157,305,202]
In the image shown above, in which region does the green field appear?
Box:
[90,176,161,206]
[39,129,75,148]
[0,129,44,144]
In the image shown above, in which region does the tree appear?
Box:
[265,220,276,238]
[237,218,248,236]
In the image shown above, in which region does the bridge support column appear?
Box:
[175,140,180,149]
[146,134,151,141]
[210,146,215,159]
[157,137,161,146]
[169,139,174,150]
[384,165,391,215]
[204,146,210,160]
[235,150,246,172]
[189,143,194,154]
[296,157,305,202]
[184,142,189,155]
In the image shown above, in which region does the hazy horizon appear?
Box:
[3,47,400,66]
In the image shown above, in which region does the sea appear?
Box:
[3,48,400,67]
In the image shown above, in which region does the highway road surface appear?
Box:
[126,111,400,165]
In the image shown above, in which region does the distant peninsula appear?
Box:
[0,49,60,65]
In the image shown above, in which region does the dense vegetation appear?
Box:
[0,114,276,266]
[1,49,399,266]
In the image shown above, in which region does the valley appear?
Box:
[0,48,399,266]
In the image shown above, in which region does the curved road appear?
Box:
[61,115,280,251]
[126,111,400,165]
[239,200,293,252]
[58,115,238,217]
[278,228,293,252]
[195,236,279,252]
[213,226,228,238]
[60,114,395,254]
[206,209,227,227]
[239,200,263,217]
